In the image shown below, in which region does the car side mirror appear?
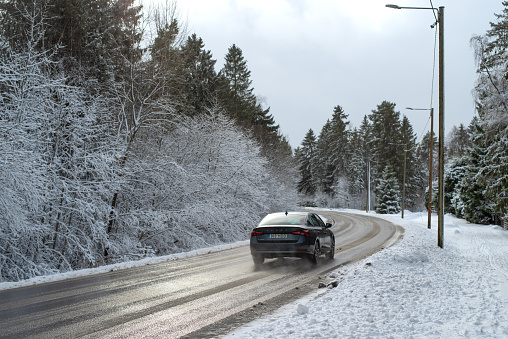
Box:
[325,223,332,228]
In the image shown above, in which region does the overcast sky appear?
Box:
[162,0,505,148]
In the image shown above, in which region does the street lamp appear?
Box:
[387,4,444,248]
[407,107,434,230]
[386,4,437,10]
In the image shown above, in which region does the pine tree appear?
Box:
[220,44,256,124]
[477,117,508,225]
[400,115,426,210]
[359,115,374,208]
[369,101,403,182]
[251,101,281,153]
[329,105,350,176]
[482,1,508,69]
[469,3,508,226]
[180,34,218,115]
[447,124,472,158]
[457,118,494,224]
[376,164,401,214]
[148,3,187,105]
[347,128,366,208]
[297,129,317,196]
[314,120,335,196]
[0,0,144,84]
[444,156,468,217]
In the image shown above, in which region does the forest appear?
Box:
[295,95,507,225]
[295,4,508,228]
[0,0,506,282]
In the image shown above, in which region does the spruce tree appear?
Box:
[180,34,218,115]
[400,115,425,210]
[369,101,403,183]
[297,129,318,196]
[329,105,351,176]
[444,157,469,217]
[457,118,494,224]
[469,3,508,226]
[221,44,256,124]
[376,164,400,214]
[483,1,508,69]
[347,128,366,208]
[251,102,280,151]
[314,120,335,196]
[359,115,374,208]
[447,124,472,158]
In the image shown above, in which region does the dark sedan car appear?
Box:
[250,212,335,266]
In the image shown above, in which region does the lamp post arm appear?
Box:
[386,5,439,13]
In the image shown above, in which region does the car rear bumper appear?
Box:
[250,243,313,258]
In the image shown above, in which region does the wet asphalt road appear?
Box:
[0,211,403,338]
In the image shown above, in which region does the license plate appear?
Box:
[268,234,287,239]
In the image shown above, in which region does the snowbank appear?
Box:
[226,211,508,338]
[0,240,249,291]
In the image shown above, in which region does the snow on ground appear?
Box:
[225,211,508,339]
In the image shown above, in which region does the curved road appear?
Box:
[0,211,403,339]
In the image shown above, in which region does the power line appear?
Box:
[411,6,438,146]
[429,0,438,24]
[430,22,438,111]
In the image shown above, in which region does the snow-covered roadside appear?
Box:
[0,240,249,291]
[225,211,508,339]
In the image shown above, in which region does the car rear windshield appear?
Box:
[259,214,306,226]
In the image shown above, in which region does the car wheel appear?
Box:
[326,238,335,259]
[308,242,320,265]
[252,255,264,266]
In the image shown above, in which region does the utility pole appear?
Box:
[401,147,409,219]
[386,3,445,247]
[428,108,434,229]
[366,159,371,213]
[437,6,445,248]
[402,149,406,219]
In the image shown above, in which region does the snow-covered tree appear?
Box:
[347,128,366,209]
[329,105,350,177]
[369,101,403,180]
[313,120,335,196]
[469,3,508,226]
[455,118,495,224]
[376,164,401,214]
[296,129,318,196]
[0,20,120,280]
[447,124,472,159]
[400,116,426,210]
[220,44,257,123]
[110,108,286,257]
[443,157,469,217]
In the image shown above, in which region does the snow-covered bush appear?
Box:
[109,108,297,259]
[0,45,120,281]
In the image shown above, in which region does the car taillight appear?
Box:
[251,231,263,237]
[291,230,310,237]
